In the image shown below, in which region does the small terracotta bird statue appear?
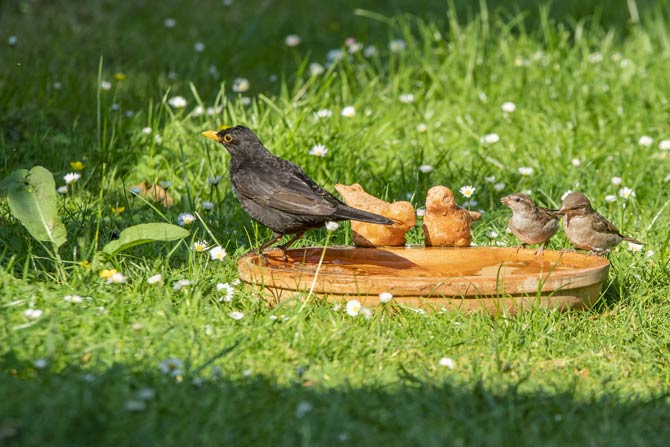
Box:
[335,183,415,247]
[423,185,481,247]
[500,193,559,255]
[557,191,642,254]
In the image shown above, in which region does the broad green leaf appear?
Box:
[5,166,67,249]
[101,223,189,256]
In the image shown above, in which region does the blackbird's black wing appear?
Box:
[232,159,340,217]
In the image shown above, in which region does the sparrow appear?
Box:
[500,193,559,254]
[423,185,480,247]
[201,126,392,259]
[557,191,642,254]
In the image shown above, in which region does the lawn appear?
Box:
[2,0,670,445]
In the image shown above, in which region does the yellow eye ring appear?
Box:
[223,134,233,143]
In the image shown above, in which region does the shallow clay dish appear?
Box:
[237,246,610,314]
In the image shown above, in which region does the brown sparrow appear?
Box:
[557,192,642,254]
[500,193,559,254]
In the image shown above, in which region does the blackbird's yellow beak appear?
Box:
[201,130,220,142]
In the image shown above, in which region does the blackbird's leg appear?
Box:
[277,232,304,261]
[251,232,284,265]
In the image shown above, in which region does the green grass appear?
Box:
[2,0,670,445]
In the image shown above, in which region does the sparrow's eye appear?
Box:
[514,197,521,202]
[223,134,233,143]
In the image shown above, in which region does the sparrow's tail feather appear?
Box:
[623,236,643,245]
[333,205,394,225]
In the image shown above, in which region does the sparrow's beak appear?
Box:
[201,130,220,142]
[500,196,510,205]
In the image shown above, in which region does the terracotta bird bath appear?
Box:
[237,247,610,314]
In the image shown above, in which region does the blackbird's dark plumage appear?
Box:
[202,125,393,257]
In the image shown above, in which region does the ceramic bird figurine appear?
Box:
[335,183,415,247]
[423,186,480,247]
[500,193,559,255]
[557,192,642,254]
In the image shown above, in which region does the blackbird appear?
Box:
[557,192,642,254]
[500,193,559,255]
[201,126,393,258]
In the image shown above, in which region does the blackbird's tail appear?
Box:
[623,236,643,245]
[333,205,394,225]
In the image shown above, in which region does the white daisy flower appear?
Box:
[360,307,372,319]
[173,279,192,291]
[177,213,196,226]
[309,62,325,76]
[341,106,356,118]
[194,42,205,52]
[327,48,345,62]
[140,127,152,135]
[63,172,81,184]
[501,102,516,113]
[100,81,111,90]
[438,357,455,369]
[228,311,244,320]
[379,292,393,304]
[389,39,406,52]
[486,230,499,239]
[571,158,581,167]
[34,358,48,369]
[210,246,227,261]
[53,82,62,90]
[315,109,332,119]
[240,96,251,106]
[646,250,655,257]
[484,175,496,183]
[57,185,68,194]
[493,182,506,192]
[459,185,476,198]
[419,164,433,173]
[64,295,83,303]
[659,140,670,151]
[325,221,340,232]
[618,187,635,200]
[168,96,187,108]
[517,167,533,176]
[285,34,301,47]
[192,106,204,117]
[416,208,426,217]
[147,274,162,285]
[416,123,428,133]
[217,283,235,302]
[638,135,653,147]
[481,133,500,144]
[232,78,250,93]
[604,195,617,203]
[164,18,176,28]
[363,45,377,57]
[309,144,329,157]
[106,272,126,284]
[202,201,214,210]
[627,242,643,252]
[588,52,603,63]
[8,35,18,46]
[158,357,183,376]
[167,71,178,80]
[23,308,43,320]
[192,241,208,252]
[399,93,415,104]
[611,176,623,185]
[207,175,223,185]
[348,42,363,54]
[295,401,313,418]
[345,299,362,316]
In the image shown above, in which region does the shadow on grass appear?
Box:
[1,353,669,446]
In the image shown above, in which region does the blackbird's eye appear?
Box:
[223,134,233,143]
